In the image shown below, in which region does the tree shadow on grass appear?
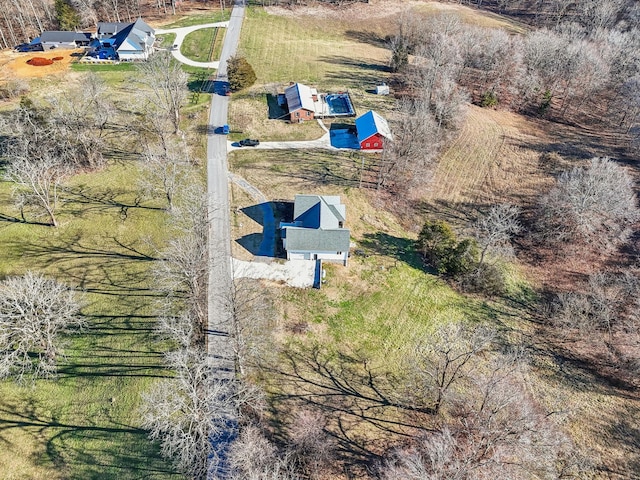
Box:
[0,212,52,226]
[0,399,180,479]
[359,232,422,270]
[266,345,433,474]
[319,55,390,86]
[62,185,165,217]
[344,30,389,49]
[10,234,158,268]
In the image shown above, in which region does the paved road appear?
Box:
[206,2,245,377]
[155,22,229,68]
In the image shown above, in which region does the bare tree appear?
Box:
[473,203,522,266]
[0,104,71,226]
[136,51,189,135]
[48,74,115,170]
[550,271,632,338]
[229,278,278,376]
[401,322,495,415]
[0,272,84,381]
[141,348,263,479]
[378,99,441,192]
[537,157,639,248]
[3,147,68,227]
[288,409,335,479]
[139,139,192,211]
[227,425,300,480]
[383,352,583,480]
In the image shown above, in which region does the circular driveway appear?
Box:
[155,21,229,68]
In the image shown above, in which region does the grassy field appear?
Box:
[0,162,181,479]
[417,1,529,33]
[240,7,392,91]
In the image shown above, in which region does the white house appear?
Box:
[280,195,350,266]
[95,18,155,61]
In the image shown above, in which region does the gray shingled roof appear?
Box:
[40,31,90,43]
[284,195,350,253]
[285,228,350,252]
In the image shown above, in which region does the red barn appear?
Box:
[355,110,392,150]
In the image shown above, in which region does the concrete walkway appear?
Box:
[155,21,229,68]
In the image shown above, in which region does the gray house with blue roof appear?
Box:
[280,195,350,265]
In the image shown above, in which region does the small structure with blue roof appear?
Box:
[355,110,393,150]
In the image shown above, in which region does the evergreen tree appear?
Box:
[227,56,257,92]
[55,0,80,30]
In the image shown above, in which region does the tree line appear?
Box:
[0,0,227,49]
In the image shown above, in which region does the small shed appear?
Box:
[375,84,390,95]
[355,110,393,150]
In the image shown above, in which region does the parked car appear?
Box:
[238,138,260,147]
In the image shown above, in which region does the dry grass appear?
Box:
[415,105,552,231]
[417,1,529,33]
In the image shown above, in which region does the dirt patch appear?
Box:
[26,57,54,66]
[0,49,81,80]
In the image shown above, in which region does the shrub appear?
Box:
[416,221,478,276]
[481,90,498,108]
[459,262,507,296]
[417,220,458,274]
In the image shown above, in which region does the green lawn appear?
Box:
[159,11,230,28]
[0,163,183,479]
[70,63,137,73]
[157,32,177,49]
[181,28,218,62]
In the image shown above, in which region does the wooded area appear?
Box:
[0,0,227,48]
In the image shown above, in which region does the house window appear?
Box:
[295,112,300,118]
[366,142,370,148]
